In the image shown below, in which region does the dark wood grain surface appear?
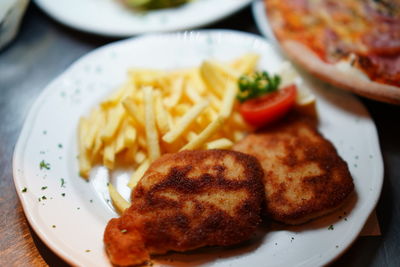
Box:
[1,3,399,267]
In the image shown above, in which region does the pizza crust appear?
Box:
[281,40,400,105]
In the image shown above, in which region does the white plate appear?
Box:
[252,0,278,45]
[13,30,383,267]
[33,0,252,37]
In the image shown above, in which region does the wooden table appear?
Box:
[1,3,399,266]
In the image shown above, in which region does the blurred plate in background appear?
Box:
[0,0,29,50]
[34,0,252,37]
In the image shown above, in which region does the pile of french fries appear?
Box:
[78,54,260,182]
[78,54,316,212]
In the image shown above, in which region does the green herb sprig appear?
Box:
[237,71,281,103]
[40,160,50,170]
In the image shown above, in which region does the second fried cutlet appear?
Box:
[233,112,354,225]
[104,149,265,266]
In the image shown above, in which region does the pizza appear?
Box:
[264,0,400,104]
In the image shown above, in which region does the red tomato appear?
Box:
[239,84,297,127]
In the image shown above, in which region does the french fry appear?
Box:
[186,69,206,94]
[138,135,147,149]
[121,143,138,164]
[114,122,137,154]
[123,123,137,148]
[185,84,203,104]
[208,94,222,111]
[164,76,184,108]
[143,86,161,162]
[233,130,246,142]
[200,61,226,98]
[101,82,135,109]
[173,104,191,116]
[103,142,115,169]
[220,81,238,119]
[231,111,248,129]
[78,117,91,179]
[101,104,125,142]
[128,160,150,189]
[134,150,146,164]
[230,53,260,74]
[163,100,208,144]
[123,97,145,127]
[128,69,166,86]
[92,121,104,162]
[210,61,240,80]
[132,90,144,104]
[114,127,126,155]
[84,108,101,150]
[154,91,170,135]
[181,116,225,151]
[204,107,218,122]
[101,86,126,109]
[108,183,130,214]
[185,131,198,142]
[205,138,233,149]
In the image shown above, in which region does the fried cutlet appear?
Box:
[233,112,354,225]
[104,150,265,266]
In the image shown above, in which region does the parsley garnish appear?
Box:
[121,229,127,233]
[85,249,91,253]
[42,196,47,200]
[61,178,66,188]
[21,187,27,193]
[40,160,50,170]
[41,186,48,190]
[58,143,63,148]
[61,193,66,197]
[328,225,334,230]
[237,71,281,103]
[52,225,56,228]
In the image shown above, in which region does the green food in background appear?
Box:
[124,0,191,10]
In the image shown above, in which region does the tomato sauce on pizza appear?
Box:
[265,0,400,87]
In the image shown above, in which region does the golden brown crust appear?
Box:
[233,112,354,225]
[104,218,149,266]
[104,150,265,265]
[281,40,400,104]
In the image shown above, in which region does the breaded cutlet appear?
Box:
[233,112,354,225]
[104,150,265,266]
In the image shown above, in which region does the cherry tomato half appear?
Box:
[239,84,297,127]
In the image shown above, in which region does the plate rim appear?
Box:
[33,0,253,37]
[13,29,384,266]
[252,0,278,46]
